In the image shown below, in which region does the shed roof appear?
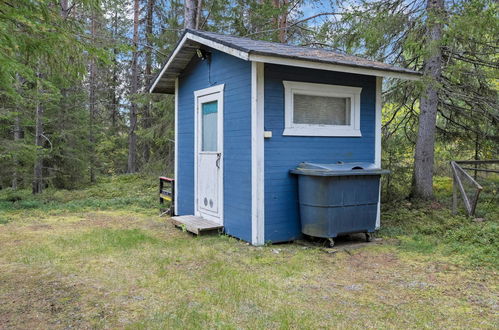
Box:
[150,29,420,94]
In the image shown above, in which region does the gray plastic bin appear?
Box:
[290,162,389,246]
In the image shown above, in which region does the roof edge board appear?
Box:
[151,31,421,93]
[149,34,189,93]
[149,32,250,93]
[186,33,250,61]
[249,54,421,81]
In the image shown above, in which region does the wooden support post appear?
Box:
[451,159,497,218]
[452,166,458,215]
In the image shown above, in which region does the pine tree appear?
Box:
[128,0,140,174]
[412,0,444,199]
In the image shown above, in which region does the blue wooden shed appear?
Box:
[150,29,420,245]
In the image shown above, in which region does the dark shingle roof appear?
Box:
[150,29,420,94]
[187,29,419,76]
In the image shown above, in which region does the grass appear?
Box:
[0,174,497,328]
[379,175,499,268]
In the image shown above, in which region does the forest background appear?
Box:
[0,0,497,201]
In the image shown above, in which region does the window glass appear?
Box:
[201,101,218,151]
[293,94,351,126]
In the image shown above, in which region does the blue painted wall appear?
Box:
[263,64,377,243]
[177,49,253,242]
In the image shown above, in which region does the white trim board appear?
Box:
[193,84,225,225]
[249,55,420,81]
[174,78,179,215]
[149,33,249,94]
[375,77,382,168]
[282,81,362,137]
[193,84,225,98]
[256,63,265,245]
[375,77,382,229]
[149,33,420,94]
[251,62,265,246]
[186,33,249,61]
[149,34,188,93]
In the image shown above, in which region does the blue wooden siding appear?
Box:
[177,49,252,242]
[264,64,377,243]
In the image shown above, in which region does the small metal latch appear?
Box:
[216,153,221,168]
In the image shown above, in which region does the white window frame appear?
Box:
[283,81,362,137]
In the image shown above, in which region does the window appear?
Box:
[201,100,218,152]
[283,81,362,137]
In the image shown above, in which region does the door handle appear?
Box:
[216,153,221,168]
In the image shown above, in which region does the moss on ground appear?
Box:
[0,175,497,328]
[380,176,498,268]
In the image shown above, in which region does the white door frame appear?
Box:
[194,84,224,224]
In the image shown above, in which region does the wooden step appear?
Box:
[171,215,223,235]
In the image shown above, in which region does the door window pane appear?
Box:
[293,94,351,125]
[201,101,218,151]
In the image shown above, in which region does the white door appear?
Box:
[194,85,224,224]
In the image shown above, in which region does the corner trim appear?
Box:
[174,78,179,215]
[375,77,382,229]
[251,62,265,245]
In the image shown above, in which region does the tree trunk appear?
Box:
[60,0,69,18]
[278,0,288,43]
[474,132,479,180]
[184,0,197,29]
[412,0,444,199]
[145,0,154,85]
[128,0,139,173]
[12,114,21,189]
[143,0,155,164]
[195,0,203,29]
[111,9,119,130]
[89,11,97,182]
[271,0,288,43]
[12,75,23,190]
[33,77,44,194]
[272,0,280,39]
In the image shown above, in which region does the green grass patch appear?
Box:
[18,228,162,265]
[398,234,438,254]
[55,228,161,254]
[0,173,497,328]
[380,176,499,268]
[0,174,160,221]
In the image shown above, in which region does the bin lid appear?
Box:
[290,162,390,176]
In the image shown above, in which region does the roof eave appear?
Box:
[149,31,421,94]
[149,32,189,94]
[149,31,251,94]
[248,53,421,81]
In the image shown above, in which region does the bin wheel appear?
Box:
[366,233,373,242]
[327,238,335,248]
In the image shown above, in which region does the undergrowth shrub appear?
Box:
[0,174,157,212]
[381,200,499,268]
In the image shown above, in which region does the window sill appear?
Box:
[283,127,362,137]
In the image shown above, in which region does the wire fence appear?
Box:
[451,160,499,217]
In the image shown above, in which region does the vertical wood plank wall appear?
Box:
[177,49,253,242]
[263,64,377,243]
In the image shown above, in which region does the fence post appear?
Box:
[451,163,458,215]
[452,175,458,215]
